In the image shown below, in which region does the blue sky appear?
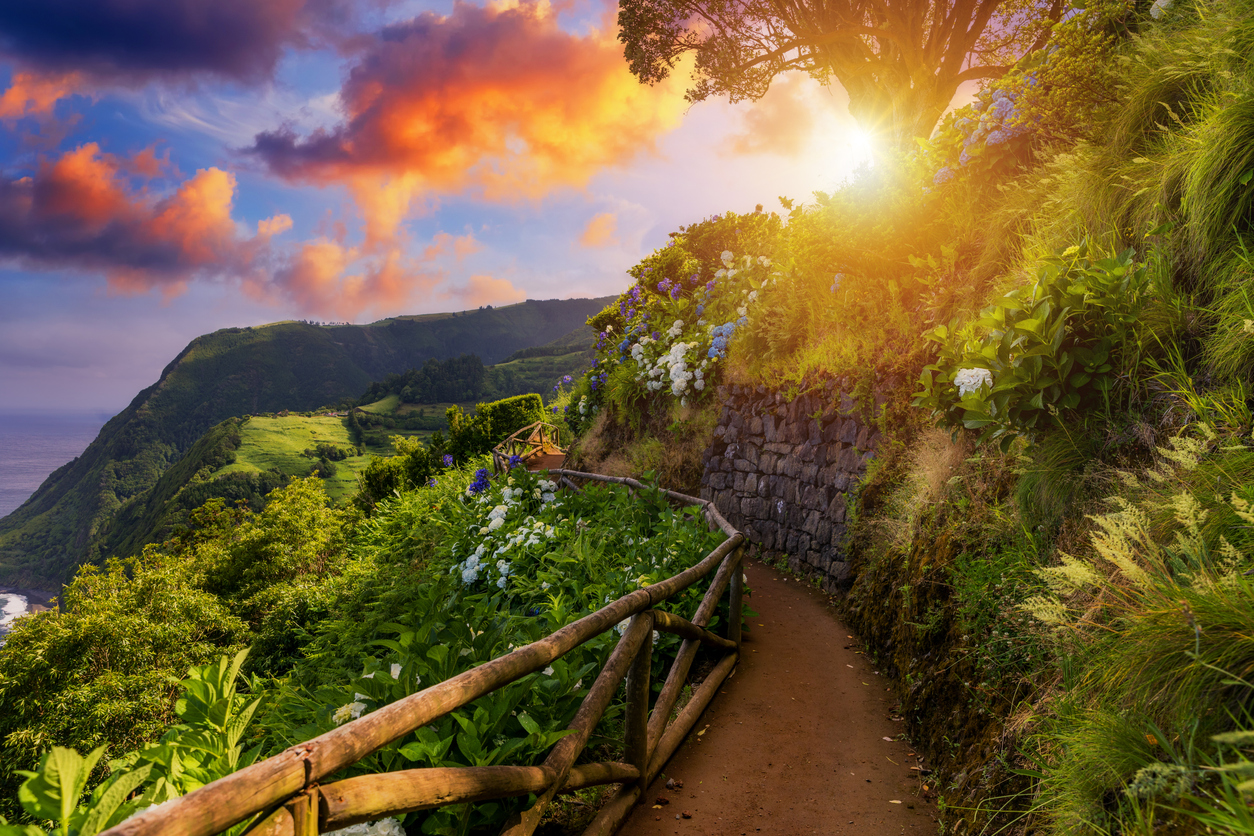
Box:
[0,0,874,412]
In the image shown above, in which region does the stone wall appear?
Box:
[699,382,883,592]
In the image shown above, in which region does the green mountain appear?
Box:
[0,298,611,589]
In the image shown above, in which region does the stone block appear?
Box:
[749,415,763,435]
[828,493,847,523]
[773,498,787,523]
[759,451,776,475]
[808,420,821,445]
[708,472,727,491]
[815,518,832,545]
[724,426,740,443]
[743,443,760,467]
[801,463,819,484]
[763,413,777,442]
[743,473,757,495]
[803,510,821,536]
[730,412,744,430]
[766,442,792,455]
[840,418,859,444]
[733,458,755,473]
[798,443,816,463]
[733,471,745,492]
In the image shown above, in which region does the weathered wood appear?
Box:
[583,652,738,836]
[690,547,740,628]
[242,805,294,836]
[578,784,642,836]
[499,614,652,836]
[646,652,738,784]
[321,766,555,829]
[560,762,639,792]
[651,609,737,651]
[623,613,653,795]
[646,638,699,752]
[101,470,744,836]
[288,791,318,836]
[728,547,744,647]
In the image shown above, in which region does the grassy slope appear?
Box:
[0,298,612,588]
[215,416,397,503]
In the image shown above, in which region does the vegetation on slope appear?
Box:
[0,299,608,589]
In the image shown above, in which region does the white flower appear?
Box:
[1150,0,1173,17]
[487,518,504,531]
[953,367,994,397]
[543,666,555,676]
[747,291,758,303]
[326,816,407,836]
[541,581,551,590]
[721,250,734,266]
[333,701,367,725]
[489,504,508,520]
[390,663,402,678]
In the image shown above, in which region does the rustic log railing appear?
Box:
[490,421,565,473]
[100,469,744,836]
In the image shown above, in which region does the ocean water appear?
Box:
[0,411,111,519]
[0,592,28,643]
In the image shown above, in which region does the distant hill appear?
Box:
[0,297,611,588]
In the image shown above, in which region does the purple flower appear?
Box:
[508,454,524,470]
[427,478,438,487]
[562,375,573,384]
[652,331,660,340]
[442,454,454,467]
[467,468,491,495]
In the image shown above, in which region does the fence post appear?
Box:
[728,546,744,647]
[623,611,654,794]
[286,789,319,836]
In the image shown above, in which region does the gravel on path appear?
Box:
[617,559,938,836]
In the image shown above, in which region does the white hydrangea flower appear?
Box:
[721,250,734,266]
[953,367,994,397]
[333,701,367,725]
[326,817,407,836]
[390,663,402,679]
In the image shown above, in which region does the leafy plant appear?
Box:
[915,240,1151,448]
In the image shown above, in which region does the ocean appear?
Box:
[0,591,27,643]
[0,411,111,635]
[0,411,111,519]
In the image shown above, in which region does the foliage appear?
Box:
[617,0,1063,146]
[0,555,247,822]
[0,650,263,836]
[0,297,610,589]
[915,240,1151,448]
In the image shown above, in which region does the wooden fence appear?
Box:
[490,421,565,473]
[100,469,745,836]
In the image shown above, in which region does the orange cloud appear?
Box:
[724,74,815,157]
[251,1,688,206]
[446,274,527,308]
[0,143,274,295]
[424,231,482,261]
[579,212,618,248]
[0,71,82,122]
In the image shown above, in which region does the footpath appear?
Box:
[617,559,938,836]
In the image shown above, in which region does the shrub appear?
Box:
[914,240,1151,448]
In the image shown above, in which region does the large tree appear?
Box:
[618,0,1067,148]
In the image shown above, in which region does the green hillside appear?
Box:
[0,298,610,589]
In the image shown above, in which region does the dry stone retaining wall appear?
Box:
[699,382,883,592]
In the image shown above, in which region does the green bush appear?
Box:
[914,240,1151,448]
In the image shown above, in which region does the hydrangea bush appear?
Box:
[253,464,729,835]
[564,234,782,433]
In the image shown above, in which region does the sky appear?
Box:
[0,0,879,413]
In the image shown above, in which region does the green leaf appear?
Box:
[18,746,107,827]
[77,764,155,836]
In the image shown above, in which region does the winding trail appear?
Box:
[617,559,938,836]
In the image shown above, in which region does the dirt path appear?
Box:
[617,559,938,836]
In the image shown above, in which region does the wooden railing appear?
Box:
[101,469,744,836]
[491,421,565,473]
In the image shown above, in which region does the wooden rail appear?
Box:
[491,421,565,473]
[100,469,744,836]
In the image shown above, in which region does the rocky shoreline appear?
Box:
[0,585,57,613]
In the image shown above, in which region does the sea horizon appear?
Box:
[0,409,115,520]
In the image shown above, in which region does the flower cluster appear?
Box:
[953,367,994,397]
[933,81,1036,186]
[451,472,562,591]
[466,468,491,496]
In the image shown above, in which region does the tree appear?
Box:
[618,0,1067,148]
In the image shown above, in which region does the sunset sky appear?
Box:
[0,0,879,412]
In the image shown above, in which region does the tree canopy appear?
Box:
[618,0,1067,147]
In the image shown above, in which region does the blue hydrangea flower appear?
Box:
[508,454,524,470]
[933,167,955,186]
[466,468,491,495]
